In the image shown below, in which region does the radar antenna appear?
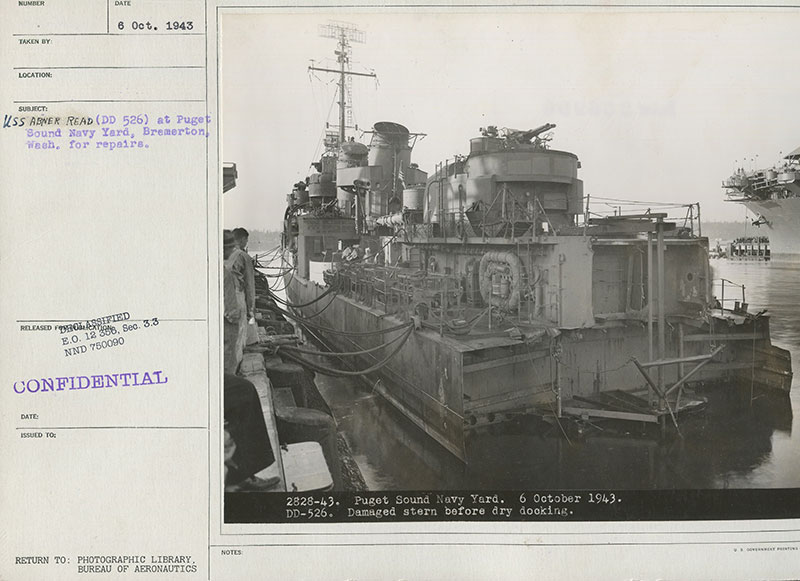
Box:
[310,22,377,149]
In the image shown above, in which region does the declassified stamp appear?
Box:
[41,311,160,358]
[13,311,169,395]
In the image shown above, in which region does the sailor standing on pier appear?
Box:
[225,228,252,365]
[222,230,280,491]
[222,230,245,374]
[231,227,257,346]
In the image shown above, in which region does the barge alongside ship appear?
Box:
[271,28,792,462]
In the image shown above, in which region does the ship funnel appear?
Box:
[368,121,413,215]
[371,121,411,145]
[369,122,412,173]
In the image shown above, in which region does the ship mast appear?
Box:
[310,21,376,148]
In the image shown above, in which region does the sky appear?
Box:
[221,10,800,231]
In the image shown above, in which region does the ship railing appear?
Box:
[386,269,465,321]
[407,211,478,241]
[582,198,703,238]
[331,262,467,320]
[712,278,746,311]
[408,209,539,241]
[332,261,568,334]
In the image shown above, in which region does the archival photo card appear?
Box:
[3,3,800,580]
[218,8,800,528]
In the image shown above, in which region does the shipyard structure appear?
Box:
[277,121,792,461]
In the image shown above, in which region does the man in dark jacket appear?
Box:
[224,373,280,492]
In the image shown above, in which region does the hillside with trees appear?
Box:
[244,229,282,251]
[701,220,765,243]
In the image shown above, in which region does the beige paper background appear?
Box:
[2,2,800,580]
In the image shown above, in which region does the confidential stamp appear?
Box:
[13,371,168,395]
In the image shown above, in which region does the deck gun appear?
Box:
[504,123,557,146]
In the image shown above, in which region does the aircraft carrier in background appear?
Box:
[723,147,800,254]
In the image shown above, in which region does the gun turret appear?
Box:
[505,123,557,144]
[528,123,556,139]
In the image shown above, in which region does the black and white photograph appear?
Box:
[6,2,800,580]
[219,9,800,524]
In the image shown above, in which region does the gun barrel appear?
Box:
[529,123,556,138]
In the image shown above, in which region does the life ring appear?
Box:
[479,251,523,311]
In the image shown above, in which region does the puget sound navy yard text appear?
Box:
[279,492,617,521]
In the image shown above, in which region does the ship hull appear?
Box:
[284,270,789,461]
[743,197,800,254]
[285,276,469,459]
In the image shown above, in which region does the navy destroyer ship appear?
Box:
[723,147,800,254]
[275,24,792,461]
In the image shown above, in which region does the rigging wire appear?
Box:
[253,247,283,265]
[589,196,688,207]
[269,267,295,294]
[283,320,414,357]
[267,272,295,295]
[279,324,414,378]
[308,83,340,163]
[260,251,295,294]
[267,301,412,337]
[286,288,338,320]
[254,249,294,278]
[260,267,297,280]
[268,279,339,308]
